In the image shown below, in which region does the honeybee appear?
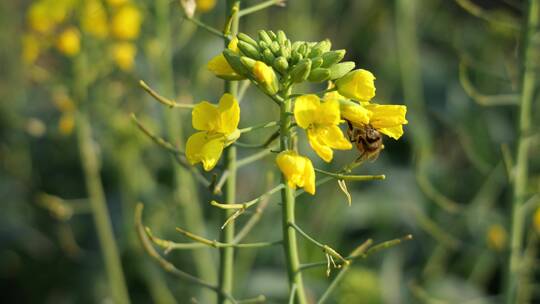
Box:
[346,120,384,161]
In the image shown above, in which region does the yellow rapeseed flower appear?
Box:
[276,150,316,195]
[487,224,507,251]
[335,69,376,102]
[208,37,246,80]
[56,27,81,57]
[81,0,109,39]
[111,4,142,40]
[253,61,278,94]
[59,113,75,136]
[186,93,241,171]
[363,103,408,139]
[196,0,217,13]
[112,42,137,71]
[294,94,352,162]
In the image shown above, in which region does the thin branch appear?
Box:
[238,0,286,17]
[454,0,520,30]
[237,80,251,103]
[288,284,297,304]
[237,148,275,168]
[211,183,285,210]
[131,113,183,154]
[317,240,373,304]
[183,15,230,39]
[239,121,279,134]
[289,222,349,265]
[298,235,413,272]
[235,130,280,149]
[459,62,519,106]
[135,203,237,302]
[175,226,282,248]
[314,168,386,182]
[139,80,195,109]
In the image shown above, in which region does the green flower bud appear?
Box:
[290,58,311,83]
[291,41,303,52]
[263,48,275,64]
[298,43,307,56]
[321,50,346,68]
[291,52,303,65]
[258,30,273,45]
[273,56,289,74]
[240,56,257,70]
[223,49,249,76]
[266,30,277,40]
[237,32,258,47]
[329,61,356,79]
[259,41,268,49]
[308,47,323,58]
[308,68,331,82]
[280,45,290,58]
[277,30,287,45]
[270,41,280,56]
[313,39,332,53]
[311,56,323,69]
[237,41,261,60]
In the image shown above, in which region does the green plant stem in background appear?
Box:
[219,1,240,303]
[154,0,216,301]
[506,0,538,302]
[280,94,308,304]
[74,53,129,304]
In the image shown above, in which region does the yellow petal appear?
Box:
[196,0,217,13]
[314,99,341,126]
[207,54,244,80]
[186,132,225,171]
[228,36,239,53]
[253,61,274,85]
[340,101,370,126]
[276,150,316,195]
[81,0,108,39]
[534,208,540,234]
[322,125,353,150]
[192,101,220,131]
[335,69,376,102]
[364,103,408,139]
[217,93,240,134]
[294,94,320,129]
[307,128,333,162]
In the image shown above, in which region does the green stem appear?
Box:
[219,2,241,303]
[280,93,308,304]
[154,0,217,301]
[238,0,285,17]
[74,51,130,304]
[506,0,538,302]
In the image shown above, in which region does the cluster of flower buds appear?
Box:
[223,30,355,91]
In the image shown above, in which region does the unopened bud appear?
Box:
[290,58,311,83]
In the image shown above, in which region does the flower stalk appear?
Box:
[506,0,539,302]
[219,1,241,303]
[280,93,308,304]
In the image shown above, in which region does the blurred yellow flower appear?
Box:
[22,34,41,64]
[81,0,109,39]
[111,4,142,40]
[112,42,137,71]
[186,93,240,171]
[487,224,507,251]
[59,113,75,136]
[276,150,315,195]
[27,0,72,34]
[253,61,278,94]
[534,208,540,234]
[294,94,352,162]
[196,0,217,13]
[56,27,81,56]
[335,69,376,102]
[208,37,245,80]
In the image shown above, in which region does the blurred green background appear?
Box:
[1,0,539,303]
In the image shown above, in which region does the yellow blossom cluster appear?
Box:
[196,35,408,195]
[23,0,142,71]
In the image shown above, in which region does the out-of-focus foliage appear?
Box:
[1,0,539,303]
